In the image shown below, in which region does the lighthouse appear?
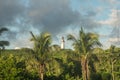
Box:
[61,36,65,49]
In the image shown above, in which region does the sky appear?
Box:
[0,0,120,49]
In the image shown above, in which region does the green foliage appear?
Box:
[51,50,82,80]
[90,73,102,80]
[0,54,39,80]
[101,72,112,80]
[0,27,9,49]
[30,32,51,58]
[67,27,102,54]
[0,29,120,80]
[0,46,120,80]
[67,27,102,80]
[0,54,24,79]
[0,27,8,35]
[30,32,52,80]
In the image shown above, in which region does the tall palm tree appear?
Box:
[30,31,51,80]
[0,27,9,49]
[67,27,102,80]
[108,45,120,80]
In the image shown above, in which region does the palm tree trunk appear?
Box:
[81,55,89,80]
[81,57,87,80]
[39,63,44,80]
[112,60,116,80]
[112,62,114,80]
[86,59,90,80]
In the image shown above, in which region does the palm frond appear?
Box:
[67,34,77,42]
[30,31,37,41]
[30,32,52,58]
[67,27,102,54]
[0,27,8,35]
[0,41,9,46]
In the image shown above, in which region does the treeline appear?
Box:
[0,27,120,80]
[0,48,120,80]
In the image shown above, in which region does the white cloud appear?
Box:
[99,9,120,26]
[101,0,120,7]
[108,37,120,42]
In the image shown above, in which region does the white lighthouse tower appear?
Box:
[61,36,65,49]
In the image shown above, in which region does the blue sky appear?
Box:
[0,0,120,49]
[71,0,120,48]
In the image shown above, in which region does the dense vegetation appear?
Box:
[0,28,120,80]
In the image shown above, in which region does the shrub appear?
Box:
[90,72,102,80]
[102,72,112,80]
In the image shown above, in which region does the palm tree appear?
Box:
[30,31,51,80]
[108,45,120,80]
[67,27,102,80]
[0,27,8,35]
[110,45,115,53]
[0,27,9,49]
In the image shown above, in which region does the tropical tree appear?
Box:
[108,45,120,80]
[67,27,102,80]
[0,27,9,49]
[30,31,51,80]
[110,45,115,53]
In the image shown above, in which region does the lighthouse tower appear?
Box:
[61,36,65,49]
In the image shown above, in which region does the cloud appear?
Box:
[99,9,120,26]
[0,0,101,32]
[104,0,120,6]
[108,38,120,42]
[27,0,80,34]
[98,9,120,46]
[107,37,120,46]
[0,0,26,26]
[0,0,106,48]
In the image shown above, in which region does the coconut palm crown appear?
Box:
[67,27,102,54]
[30,31,51,80]
[0,27,9,49]
[67,27,102,80]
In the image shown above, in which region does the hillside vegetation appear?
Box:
[0,28,120,80]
